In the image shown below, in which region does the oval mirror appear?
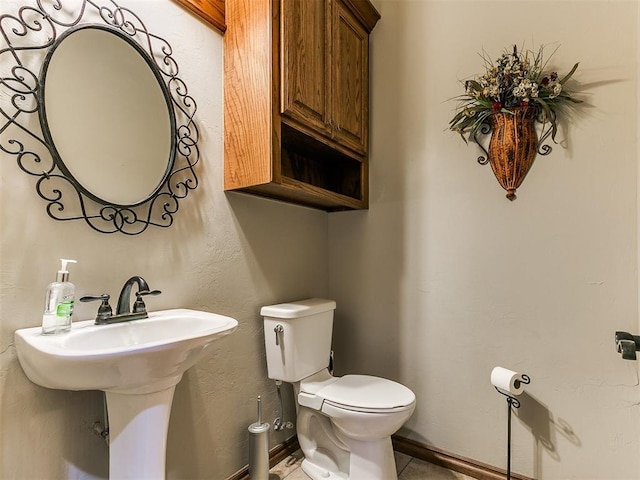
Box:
[39,25,176,207]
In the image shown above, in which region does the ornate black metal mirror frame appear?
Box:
[0,0,199,234]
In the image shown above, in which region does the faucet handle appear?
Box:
[133,289,162,313]
[80,294,113,324]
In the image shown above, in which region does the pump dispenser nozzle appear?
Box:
[56,258,77,282]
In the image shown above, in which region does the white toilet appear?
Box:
[261,298,416,480]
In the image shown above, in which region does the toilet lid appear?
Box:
[316,375,415,411]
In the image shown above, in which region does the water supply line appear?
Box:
[273,380,293,432]
[92,392,110,444]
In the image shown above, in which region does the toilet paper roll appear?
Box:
[491,366,527,396]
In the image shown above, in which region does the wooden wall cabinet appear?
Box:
[173,0,226,33]
[224,0,380,211]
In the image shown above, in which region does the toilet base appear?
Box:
[344,436,397,480]
[297,406,399,480]
[301,436,398,480]
[301,458,348,480]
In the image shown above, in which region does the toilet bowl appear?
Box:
[262,299,416,480]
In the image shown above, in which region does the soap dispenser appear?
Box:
[42,259,77,335]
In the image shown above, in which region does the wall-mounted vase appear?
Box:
[488,106,538,201]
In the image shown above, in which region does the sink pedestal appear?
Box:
[106,386,177,479]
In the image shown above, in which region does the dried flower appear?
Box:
[449,44,582,145]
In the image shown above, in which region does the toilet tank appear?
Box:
[261,298,336,382]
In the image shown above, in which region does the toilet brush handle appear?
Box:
[257,396,263,425]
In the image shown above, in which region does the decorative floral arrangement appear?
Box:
[449,44,581,145]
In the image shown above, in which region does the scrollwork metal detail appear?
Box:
[0,0,199,234]
[473,122,491,165]
[536,110,555,156]
[493,373,531,408]
[472,116,554,165]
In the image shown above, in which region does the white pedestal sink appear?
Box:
[15,308,238,479]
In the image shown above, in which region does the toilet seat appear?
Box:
[299,373,415,414]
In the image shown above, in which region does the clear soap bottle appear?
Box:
[42,259,77,335]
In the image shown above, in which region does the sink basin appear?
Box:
[15,308,238,394]
[15,308,238,479]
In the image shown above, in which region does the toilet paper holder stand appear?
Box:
[494,374,530,480]
[493,373,530,406]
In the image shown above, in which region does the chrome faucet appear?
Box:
[117,276,157,315]
[80,276,161,325]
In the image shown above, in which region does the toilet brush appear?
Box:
[248,396,270,480]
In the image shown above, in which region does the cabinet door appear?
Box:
[331,0,369,155]
[280,0,331,137]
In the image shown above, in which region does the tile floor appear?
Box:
[270,451,477,480]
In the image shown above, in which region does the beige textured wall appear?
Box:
[329,1,640,479]
[0,1,326,478]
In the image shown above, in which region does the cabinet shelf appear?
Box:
[281,123,364,205]
[240,178,365,211]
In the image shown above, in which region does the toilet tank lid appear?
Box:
[261,298,336,318]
